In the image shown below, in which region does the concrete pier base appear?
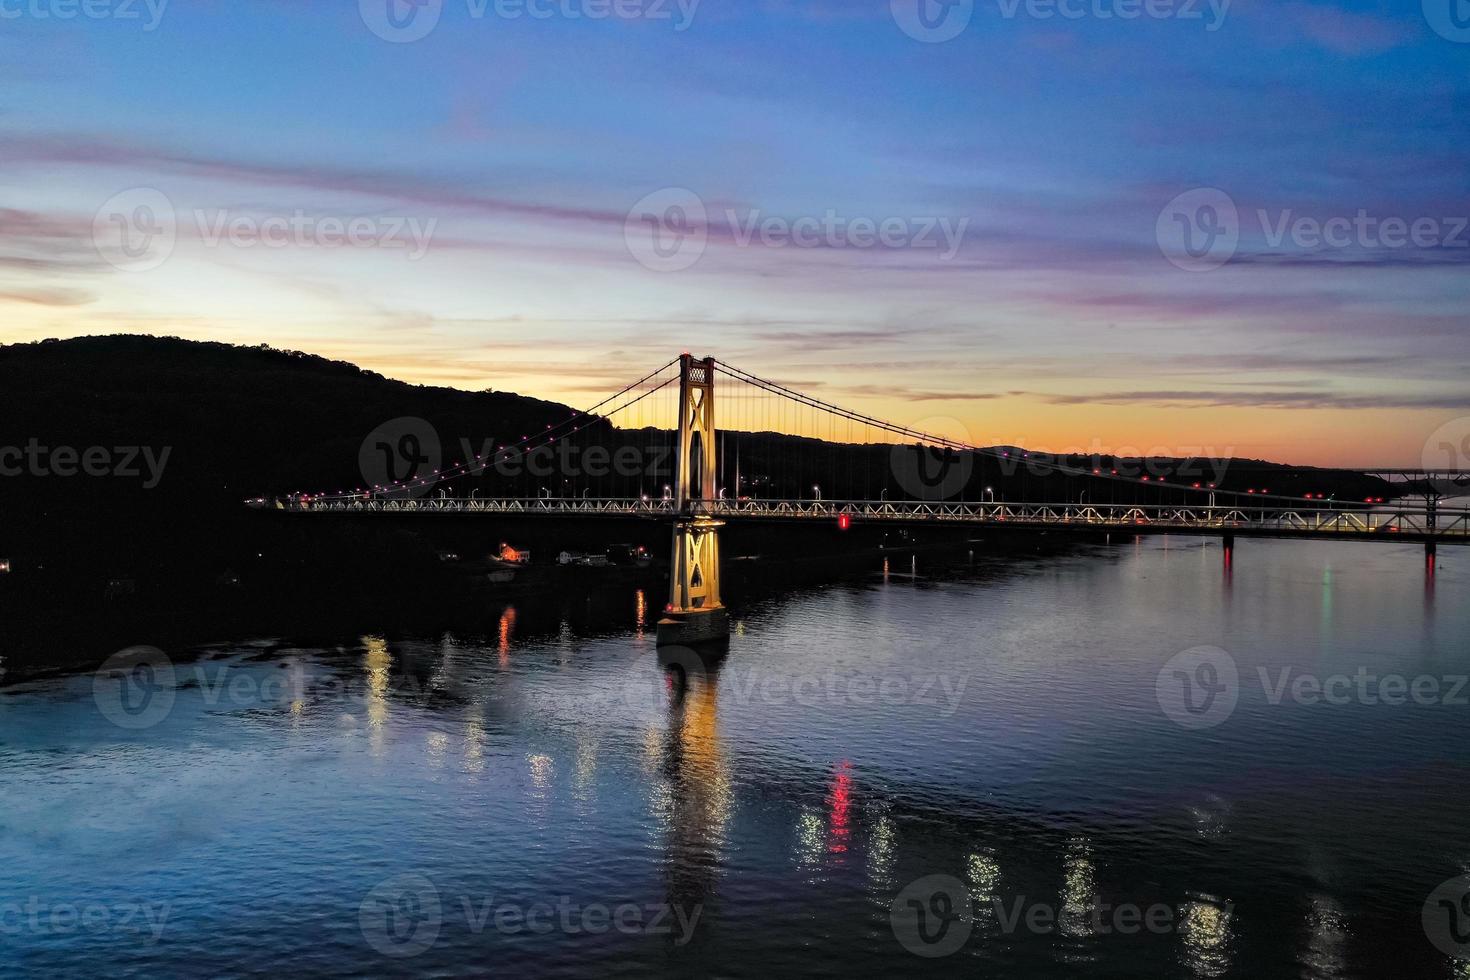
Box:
[656,608,729,647]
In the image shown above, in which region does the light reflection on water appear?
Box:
[0,536,1468,977]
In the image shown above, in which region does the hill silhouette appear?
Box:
[0,335,576,580]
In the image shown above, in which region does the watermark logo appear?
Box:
[1157,188,1239,272]
[360,874,443,958]
[616,646,730,723]
[93,646,175,730]
[93,187,176,273]
[891,417,976,501]
[625,188,708,272]
[891,0,973,42]
[619,649,680,722]
[891,874,973,957]
[359,417,443,498]
[1156,646,1238,730]
[1424,876,1470,958]
[1424,0,1470,43]
[360,0,443,42]
[1423,417,1470,472]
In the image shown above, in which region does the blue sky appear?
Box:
[2,0,1468,464]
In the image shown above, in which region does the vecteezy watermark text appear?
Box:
[192,210,436,259]
[0,440,170,488]
[359,874,701,958]
[0,898,171,941]
[93,188,438,272]
[994,0,1229,30]
[0,0,167,30]
[890,0,1227,42]
[623,188,970,272]
[359,0,699,43]
[356,415,680,499]
[619,652,971,722]
[725,209,969,260]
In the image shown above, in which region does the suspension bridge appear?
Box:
[268,354,1469,645]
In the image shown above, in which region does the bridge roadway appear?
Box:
[279,497,1469,544]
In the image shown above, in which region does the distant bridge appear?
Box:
[271,354,1467,643]
[284,495,1466,545]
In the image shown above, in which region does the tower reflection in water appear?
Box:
[652,646,733,928]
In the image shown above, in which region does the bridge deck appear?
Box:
[276,497,1469,544]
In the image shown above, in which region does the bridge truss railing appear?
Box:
[287,496,681,516]
[280,496,1469,539]
[709,499,1469,538]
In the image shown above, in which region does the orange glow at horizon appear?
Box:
[3,310,1449,469]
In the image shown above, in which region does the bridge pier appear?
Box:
[658,355,729,647]
[657,516,728,646]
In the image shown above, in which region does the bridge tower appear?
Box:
[657,354,729,646]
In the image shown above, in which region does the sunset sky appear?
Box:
[2,0,1468,465]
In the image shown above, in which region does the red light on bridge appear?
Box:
[838,513,852,531]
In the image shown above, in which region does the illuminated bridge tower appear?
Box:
[657,354,729,646]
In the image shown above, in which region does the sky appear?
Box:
[1,0,1468,466]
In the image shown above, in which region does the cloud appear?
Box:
[1276,2,1415,55]
[1228,0,1416,55]
[0,287,95,306]
[1043,389,1470,410]
[0,207,105,308]
[0,133,638,229]
[836,384,1006,401]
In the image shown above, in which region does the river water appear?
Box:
[1,536,1467,978]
